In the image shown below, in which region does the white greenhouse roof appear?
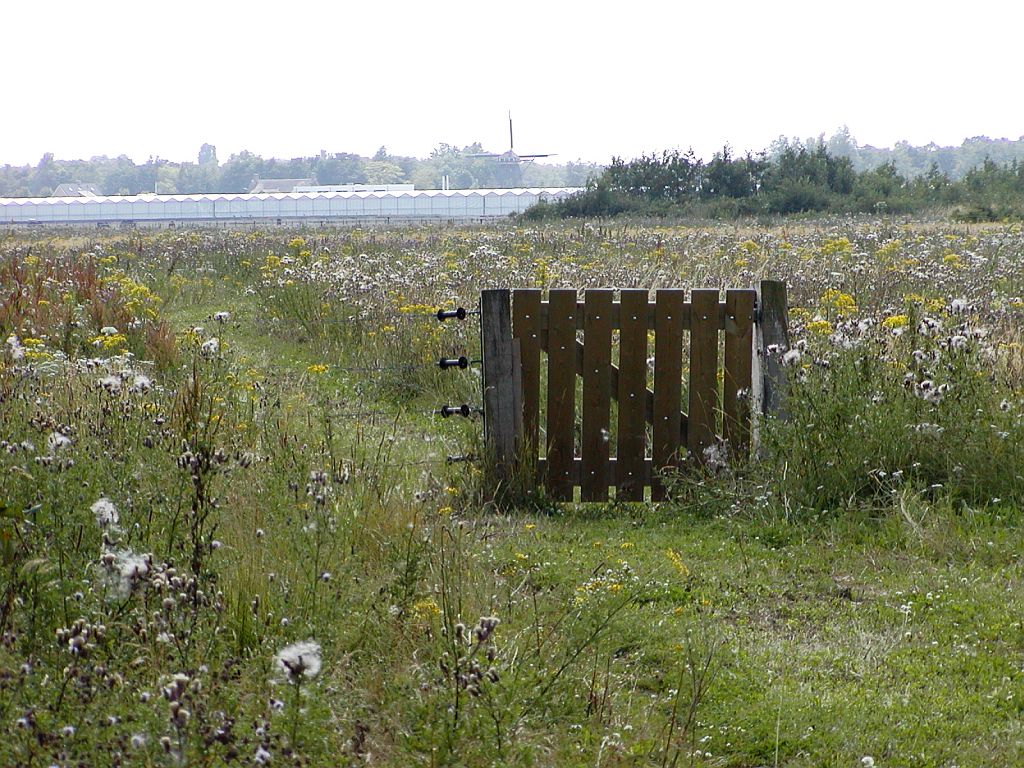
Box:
[0,188,582,206]
[0,187,582,224]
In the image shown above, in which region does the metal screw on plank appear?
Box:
[437,404,481,418]
[436,307,471,321]
[438,356,477,370]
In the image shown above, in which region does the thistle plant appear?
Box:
[273,639,322,746]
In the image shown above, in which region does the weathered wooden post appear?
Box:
[753,279,790,452]
[480,289,522,489]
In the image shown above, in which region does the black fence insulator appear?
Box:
[446,454,477,464]
[438,404,480,418]
[438,356,470,370]
[436,307,470,322]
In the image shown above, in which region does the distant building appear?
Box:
[293,184,415,193]
[248,178,316,193]
[1,188,583,224]
[52,183,102,197]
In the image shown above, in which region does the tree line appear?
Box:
[0,143,599,198]
[527,140,1024,222]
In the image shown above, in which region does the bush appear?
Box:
[761,319,1024,511]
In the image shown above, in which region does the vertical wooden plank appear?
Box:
[616,289,648,501]
[652,289,685,501]
[688,289,719,465]
[511,338,524,459]
[545,290,577,500]
[756,279,790,418]
[752,279,789,457]
[481,289,518,485]
[724,289,756,458]
[581,289,613,501]
[512,289,542,459]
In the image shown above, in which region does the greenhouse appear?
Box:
[0,188,579,225]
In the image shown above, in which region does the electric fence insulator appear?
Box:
[436,307,468,322]
[438,404,478,418]
[438,356,470,370]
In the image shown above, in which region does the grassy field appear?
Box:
[2,219,1023,767]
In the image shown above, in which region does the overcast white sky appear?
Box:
[4,1,1022,167]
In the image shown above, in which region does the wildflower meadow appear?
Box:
[2,219,1023,766]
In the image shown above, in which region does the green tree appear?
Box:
[313,153,366,185]
[363,160,405,184]
[220,151,265,192]
[198,143,218,166]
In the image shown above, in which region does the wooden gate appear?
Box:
[480,281,788,502]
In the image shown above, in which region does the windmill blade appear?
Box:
[517,153,555,159]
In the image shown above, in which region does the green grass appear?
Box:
[2,221,1024,766]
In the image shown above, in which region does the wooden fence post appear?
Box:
[481,289,521,486]
[754,280,790,449]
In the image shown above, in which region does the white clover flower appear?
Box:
[91,497,119,528]
[274,640,322,683]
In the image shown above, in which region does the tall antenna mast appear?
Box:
[509,111,514,151]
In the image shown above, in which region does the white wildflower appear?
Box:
[200,338,219,357]
[947,335,968,351]
[100,326,119,336]
[213,311,231,324]
[254,746,272,764]
[6,334,25,361]
[47,432,72,452]
[781,349,802,367]
[702,439,729,474]
[274,640,322,683]
[98,374,122,393]
[91,497,119,528]
[132,374,152,392]
[102,549,150,599]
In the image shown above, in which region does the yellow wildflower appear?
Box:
[666,548,690,577]
[882,314,909,329]
[806,319,833,335]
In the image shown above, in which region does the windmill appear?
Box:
[467,114,554,187]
